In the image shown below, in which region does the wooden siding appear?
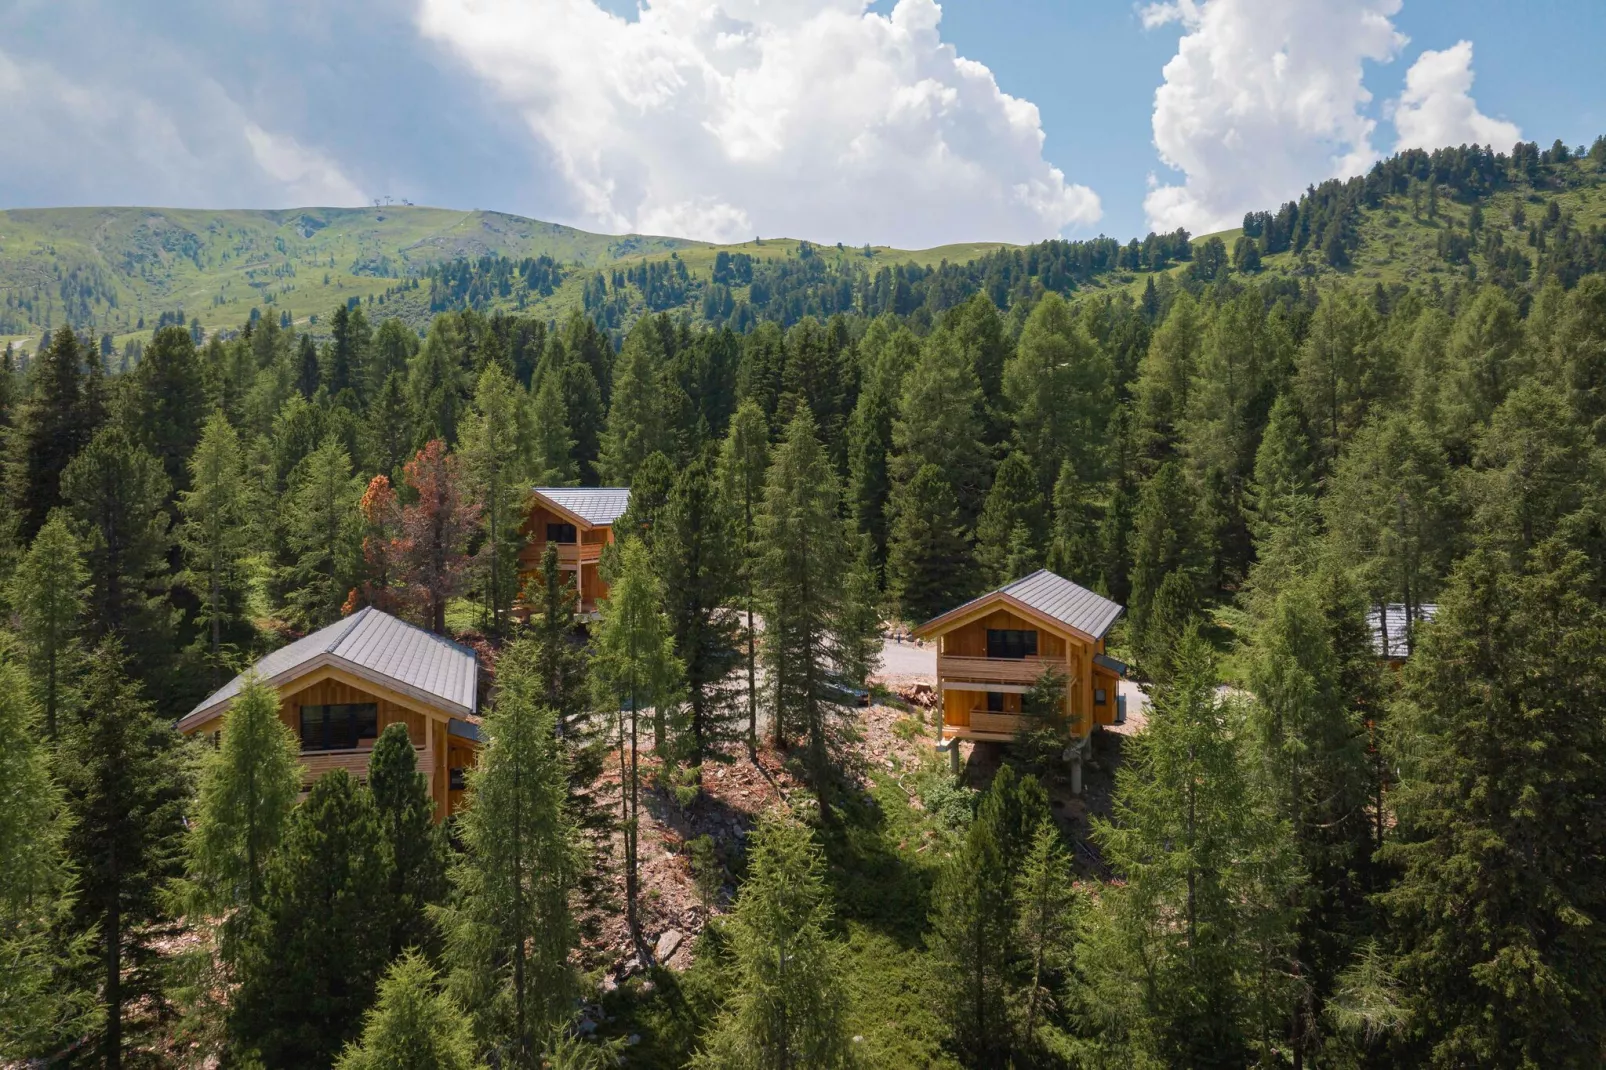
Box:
[518,503,614,613]
[932,600,1112,741]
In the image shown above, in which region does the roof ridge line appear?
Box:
[324,606,372,653]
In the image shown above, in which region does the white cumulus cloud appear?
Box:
[1142,0,1406,235]
[415,0,1101,247]
[1392,41,1520,153]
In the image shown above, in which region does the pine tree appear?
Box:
[439,639,583,1065]
[754,410,857,789]
[61,426,174,680]
[462,365,528,633]
[59,644,189,1070]
[369,722,448,960]
[366,370,416,480]
[1324,413,1459,654]
[410,314,470,448]
[655,454,741,771]
[1005,292,1113,490]
[1292,290,1388,468]
[529,367,577,486]
[399,440,479,634]
[930,766,1049,1066]
[1248,393,1316,537]
[232,770,392,1069]
[285,437,361,630]
[1248,581,1377,1060]
[10,326,88,542]
[613,451,675,553]
[591,541,681,949]
[974,451,1043,588]
[887,463,971,622]
[1380,544,1606,1065]
[717,401,770,749]
[177,413,251,675]
[1047,461,1098,587]
[0,651,95,1059]
[695,811,857,1070]
[1081,630,1298,1067]
[9,513,86,739]
[1134,292,1202,465]
[846,362,896,571]
[599,317,686,483]
[126,325,208,499]
[890,329,989,531]
[1014,821,1079,1056]
[326,303,372,401]
[295,334,322,399]
[1128,461,1205,649]
[334,951,481,1070]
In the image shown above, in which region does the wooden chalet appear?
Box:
[913,570,1126,744]
[519,486,631,615]
[176,607,481,821]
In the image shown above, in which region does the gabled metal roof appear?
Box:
[179,607,479,730]
[532,486,631,527]
[1367,604,1439,659]
[915,569,1124,641]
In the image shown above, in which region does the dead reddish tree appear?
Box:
[398,440,480,634]
[344,473,404,616]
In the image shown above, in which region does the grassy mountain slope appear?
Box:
[0,203,1012,348]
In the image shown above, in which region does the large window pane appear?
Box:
[298,703,380,750]
[986,629,1038,659]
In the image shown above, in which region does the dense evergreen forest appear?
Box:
[4,138,1606,1068]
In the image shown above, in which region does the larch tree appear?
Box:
[0,652,94,1060]
[232,770,393,1070]
[1014,821,1079,1057]
[9,512,86,739]
[285,437,362,631]
[439,639,583,1066]
[974,451,1045,588]
[410,314,470,448]
[352,474,404,614]
[367,370,417,480]
[529,366,577,486]
[1248,581,1377,1060]
[717,399,770,749]
[599,317,686,484]
[655,454,741,773]
[1004,292,1113,490]
[889,327,989,530]
[462,364,529,634]
[753,410,859,791]
[1127,461,1206,655]
[59,644,190,1070]
[399,440,480,634]
[591,540,681,951]
[1047,461,1098,587]
[177,413,251,674]
[334,951,481,1070]
[1081,630,1299,1067]
[369,722,448,960]
[694,812,857,1070]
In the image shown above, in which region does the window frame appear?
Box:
[298,702,381,751]
[985,628,1039,660]
[985,691,1005,713]
[545,522,578,544]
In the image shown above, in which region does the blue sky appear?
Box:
[0,0,1598,247]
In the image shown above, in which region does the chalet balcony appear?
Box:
[937,654,1054,687]
[299,744,434,787]
[943,711,1025,740]
[551,542,605,567]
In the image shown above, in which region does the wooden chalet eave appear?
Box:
[177,655,476,736]
[527,489,604,534]
[911,590,1099,647]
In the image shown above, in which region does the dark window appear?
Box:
[1095,688,1108,706]
[299,703,380,751]
[986,629,1038,660]
[986,691,1005,712]
[546,522,578,544]
[449,767,467,791]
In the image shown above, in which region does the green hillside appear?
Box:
[0,204,1014,350]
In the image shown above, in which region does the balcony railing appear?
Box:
[553,542,604,567]
[300,745,433,786]
[937,654,1053,686]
